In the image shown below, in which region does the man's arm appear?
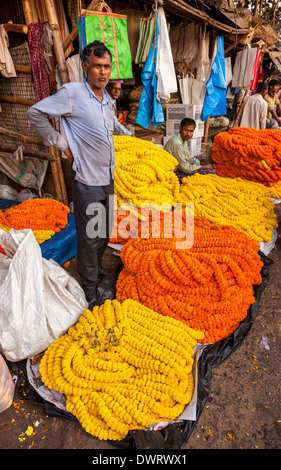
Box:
[113,115,132,136]
[26,86,73,152]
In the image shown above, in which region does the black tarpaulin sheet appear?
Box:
[10,253,273,450]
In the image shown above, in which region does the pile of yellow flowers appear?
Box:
[0,223,54,244]
[39,299,203,441]
[177,174,278,242]
[113,136,180,207]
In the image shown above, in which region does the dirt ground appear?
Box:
[0,206,280,454]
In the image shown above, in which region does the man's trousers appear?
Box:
[71,170,114,301]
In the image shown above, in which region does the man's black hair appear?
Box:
[257,82,268,93]
[268,79,280,89]
[180,117,196,128]
[83,41,112,65]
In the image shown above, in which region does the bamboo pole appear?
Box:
[231,89,250,128]
[0,144,55,161]
[4,23,28,34]
[0,126,44,145]
[44,0,69,84]
[14,64,32,73]
[21,0,35,25]
[54,146,68,205]
[0,96,36,106]
[62,0,100,52]
[48,147,64,202]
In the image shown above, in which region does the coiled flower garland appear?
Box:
[39,299,203,441]
[177,173,278,242]
[116,218,263,344]
[212,128,281,186]
[113,135,180,207]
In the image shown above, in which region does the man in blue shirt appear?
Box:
[26,41,131,308]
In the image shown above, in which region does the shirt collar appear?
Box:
[83,79,111,104]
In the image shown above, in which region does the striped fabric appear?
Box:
[34,0,73,57]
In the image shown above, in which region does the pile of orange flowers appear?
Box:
[0,199,70,233]
[109,208,192,246]
[212,127,281,186]
[116,217,263,344]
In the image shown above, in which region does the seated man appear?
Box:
[164,117,214,182]
[106,80,131,135]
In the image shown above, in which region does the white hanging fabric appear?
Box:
[156,6,177,101]
[231,45,259,89]
[179,75,206,105]
[0,25,17,78]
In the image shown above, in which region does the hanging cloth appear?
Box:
[27,23,50,102]
[201,35,226,121]
[136,10,164,129]
[231,45,259,89]
[135,16,156,67]
[0,25,17,78]
[155,6,177,101]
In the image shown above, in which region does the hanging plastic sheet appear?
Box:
[136,11,164,129]
[179,76,206,105]
[232,45,259,89]
[169,22,198,64]
[201,35,227,122]
[155,6,177,101]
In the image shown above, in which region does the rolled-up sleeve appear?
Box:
[26,87,73,151]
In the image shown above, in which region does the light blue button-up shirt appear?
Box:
[26,80,131,186]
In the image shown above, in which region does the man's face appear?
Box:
[180,124,195,142]
[107,83,122,100]
[82,52,112,91]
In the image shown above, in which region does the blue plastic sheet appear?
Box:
[0,200,77,266]
[201,35,227,122]
[136,11,164,129]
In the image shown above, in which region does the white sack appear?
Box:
[0,229,87,362]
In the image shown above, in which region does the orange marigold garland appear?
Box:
[0,199,70,233]
[116,218,263,344]
[212,127,281,186]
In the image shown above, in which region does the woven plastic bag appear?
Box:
[77,2,133,79]
[0,228,87,362]
[0,353,15,413]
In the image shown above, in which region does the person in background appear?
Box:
[164,118,214,183]
[106,80,132,135]
[264,79,281,129]
[26,41,129,309]
[240,82,268,129]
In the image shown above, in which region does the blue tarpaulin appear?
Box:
[201,35,227,122]
[136,11,165,129]
[0,200,77,266]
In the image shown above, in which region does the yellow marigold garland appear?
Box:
[177,174,278,242]
[212,128,281,186]
[39,299,203,441]
[113,135,180,207]
[116,218,263,344]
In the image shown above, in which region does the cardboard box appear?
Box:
[188,137,202,155]
[166,104,203,121]
[165,119,204,138]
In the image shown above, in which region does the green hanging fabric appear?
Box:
[78,3,133,80]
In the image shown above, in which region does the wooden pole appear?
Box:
[21,0,35,25]
[48,147,64,202]
[0,126,44,145]
[0,96,36,106]
[44,0,69,84]
[231,89,250,128]
[54,146,68,205]
[0,144,55,161]
[4,23,28,34]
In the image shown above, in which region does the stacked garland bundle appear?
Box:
[212,128,281,186]
[109,207,190,246]
[116,218,263,344]
[113,135,180,207]
[39,299,203,440]
[177,173,278,242]
[0,199,70,246]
